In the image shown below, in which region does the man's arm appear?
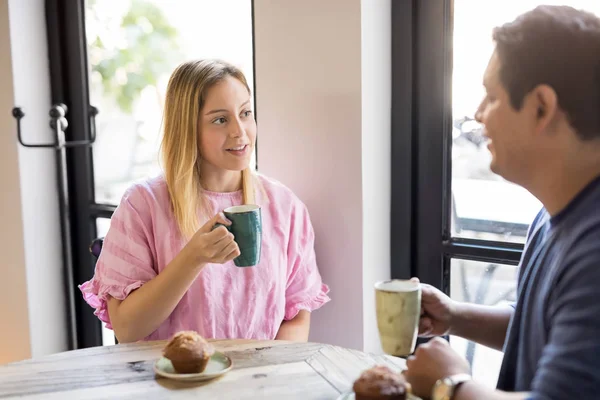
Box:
[417,281,513,351]
[524,250,600,399]
[405,338,530,399]
[450,303,513,351]
[408,248,600,400]
[455,381,528,400]
[450,255,600,400]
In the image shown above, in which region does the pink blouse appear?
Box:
[79,174,330,341]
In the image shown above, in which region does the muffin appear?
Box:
[162,331,215,373]
[352,365,412,400]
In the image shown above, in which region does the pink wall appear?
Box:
[254,0,391,352]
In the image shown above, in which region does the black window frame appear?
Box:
[46,0,259,349]
[390,0,524,297]
[46,0,102,349]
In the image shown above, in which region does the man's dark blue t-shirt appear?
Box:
[497,175,600,399]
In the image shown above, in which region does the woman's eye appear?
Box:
[242,110,253,118]
[213,117,227,125]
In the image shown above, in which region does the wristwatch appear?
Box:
[431,373,472,400]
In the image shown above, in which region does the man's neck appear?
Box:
[527,146,600,217]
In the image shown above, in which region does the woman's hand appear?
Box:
[183,212,241,266]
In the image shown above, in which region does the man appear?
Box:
[404,5,600,400]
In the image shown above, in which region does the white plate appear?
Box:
[337,390,422,400]
[153,351,233,382]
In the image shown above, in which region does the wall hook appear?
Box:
[12,103,98,149]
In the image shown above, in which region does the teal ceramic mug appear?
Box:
[213,204,262,267]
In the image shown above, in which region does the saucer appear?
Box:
[153,351,232,382]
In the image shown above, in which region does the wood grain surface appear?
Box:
[0,339,407,399]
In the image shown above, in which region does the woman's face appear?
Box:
[198,76,256,172]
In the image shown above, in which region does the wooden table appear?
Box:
[0,339,407,399]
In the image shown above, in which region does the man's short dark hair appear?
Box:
[493,5,600,140]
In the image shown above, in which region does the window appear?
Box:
[86,0,256,205]
[392,0,600,387]
[450,259,517,385]
[46,0,255,348]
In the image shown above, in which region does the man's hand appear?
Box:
[404,337,471,398]
[412,277,513,351]
[413,277,457,337]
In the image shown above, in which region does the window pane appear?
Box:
[451,1,600,243]
[86,0,255,205]
[95,218,115,346]
[450,258,518,388]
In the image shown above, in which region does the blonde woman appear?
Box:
[80,59,330,343]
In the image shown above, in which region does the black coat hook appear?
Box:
[13,106,55,148]
[12,104,98,149]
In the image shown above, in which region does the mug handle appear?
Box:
[212,222,230,231]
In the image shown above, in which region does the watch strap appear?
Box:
[445,373,472,399]
[433,373,472,400]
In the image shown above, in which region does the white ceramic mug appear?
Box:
[374,279,421,356]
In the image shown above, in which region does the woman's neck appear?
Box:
[199,164,243,193]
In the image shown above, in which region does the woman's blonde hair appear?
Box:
[160,59,260,239]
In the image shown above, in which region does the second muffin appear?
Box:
[352,365,411,400]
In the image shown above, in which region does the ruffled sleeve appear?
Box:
[79,186,157,329]
[284,202,331,320]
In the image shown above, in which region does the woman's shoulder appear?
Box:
[256,173,306,208]
[116,175,171,217]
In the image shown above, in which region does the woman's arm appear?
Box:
[107,245,204,343]
[107,214,238,343]
[275,310,311,341]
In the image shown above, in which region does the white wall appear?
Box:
[0,0,68,363]
[360,0,391,354]
[254,0,391,352]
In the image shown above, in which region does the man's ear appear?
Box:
[531,84,558,133]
